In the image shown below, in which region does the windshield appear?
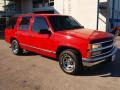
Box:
[48,16,84,31]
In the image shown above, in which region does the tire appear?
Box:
[11,39,23,55]
[58,49,83,75]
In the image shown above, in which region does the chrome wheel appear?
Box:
[12,40,19,54]
[61,54,75,72]
[59,49,83,75]
[11,40,23,55]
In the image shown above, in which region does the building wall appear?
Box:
[0,0,5,11]
[55,0,107,32]
[20,0,54,13]
[6,0,108,32]
[21,0,33,13]
[98,0,108,32]
[107,0,120,32]
[0,0,9,16]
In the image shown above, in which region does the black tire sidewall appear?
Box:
[11,40,22,55]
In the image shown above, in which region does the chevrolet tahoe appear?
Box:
[5,14,117,74]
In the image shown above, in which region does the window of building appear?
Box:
[19,17,31,30]
[32,17,49,33]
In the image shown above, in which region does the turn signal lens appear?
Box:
[87,43,102,58]
[88,44,92,50]
[87,52,91,58]
[88,43,102,50]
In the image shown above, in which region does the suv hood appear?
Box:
[56,29,113,40]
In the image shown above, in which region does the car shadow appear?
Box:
[20,51,39,56]
[17,46,120,77]
[78,48,120,77]
[35,48,120,77]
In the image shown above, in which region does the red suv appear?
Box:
[5,14,117,74]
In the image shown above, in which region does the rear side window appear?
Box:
[19,17,31,31]
[7,17,18,29]
[32,16,49,33]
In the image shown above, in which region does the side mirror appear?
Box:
[39,29,51,34]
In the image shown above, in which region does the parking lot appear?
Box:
[0,32,120,90]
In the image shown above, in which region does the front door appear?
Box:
[29,16,55,55]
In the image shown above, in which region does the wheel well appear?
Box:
[10,37,16,43]
[56,46,81,58]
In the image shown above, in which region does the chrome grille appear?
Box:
[91,47,114,58]
[102,40,113,47]
[90,37,114,58]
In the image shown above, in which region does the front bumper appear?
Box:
[82,48,118,63]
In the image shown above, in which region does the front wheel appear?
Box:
[58,49,83,75]
[11,40,23,55]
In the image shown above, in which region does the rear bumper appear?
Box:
[82,48,118,63]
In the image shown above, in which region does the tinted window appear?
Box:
[32,17,49,33]
[19,17,31,30]
[48,16,83,31]
[7,17,18,29]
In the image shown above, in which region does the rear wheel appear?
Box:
[11,40,23,55]
[58,49,83,75]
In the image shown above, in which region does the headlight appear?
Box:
[88,43,102,50]
[87,43,102,58]
[92,43,102,49]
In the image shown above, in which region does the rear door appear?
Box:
[17,16,32,49]
[5,17,18,43]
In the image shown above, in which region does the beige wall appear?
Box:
[55,0,107,32]
[0,0,5,11]
[5,0,107,31]
[98,0,108,31]
[0,0,9,11]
